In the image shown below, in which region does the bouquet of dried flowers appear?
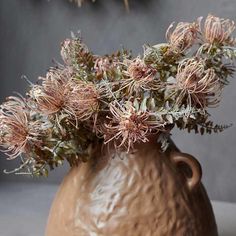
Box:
[1,14,236,176]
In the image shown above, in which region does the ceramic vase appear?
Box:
[45,137,218,236]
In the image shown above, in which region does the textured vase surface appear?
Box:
[45,138,218,236]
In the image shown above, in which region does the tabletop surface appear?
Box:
[0,182,235,236]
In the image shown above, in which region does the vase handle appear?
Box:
[170,152,202,191]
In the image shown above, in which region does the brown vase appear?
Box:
[45,137,218,236]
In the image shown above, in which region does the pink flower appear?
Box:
[0,97,44,159]
[30,68,100,124]
[175,58,221,108]
[103,102,164,151]
[122,58,159,93]
[30,68,70,115]
[203,14,235,45]
[166,20,200,54]
[64,80,100,122]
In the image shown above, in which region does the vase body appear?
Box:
[45,138,218,236]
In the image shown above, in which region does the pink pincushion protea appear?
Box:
[203,14,236,45]
[30,69,70,116]
[166,20,200,54]
[121,58,160,93]
[0,97,47,160]
[0,14,236,176]
[175,58,221,108]
[103,101,166,151]
[64,80,100,122]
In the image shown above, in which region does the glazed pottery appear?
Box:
[45,137,218,236]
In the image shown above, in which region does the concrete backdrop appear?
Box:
[0,0,236,202]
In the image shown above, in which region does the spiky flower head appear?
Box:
[30,68,71,116]
[103,102,165,151]
[166,20,200,54]
[122,58,159,93]
[30,68,100,124]
[64,80,100,122]
[175,58,221,108]
[203,14,236,45]
[0,97,46,159]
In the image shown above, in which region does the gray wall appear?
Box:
[0,0,236,202]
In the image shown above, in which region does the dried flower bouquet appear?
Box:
[1,14,236,176]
